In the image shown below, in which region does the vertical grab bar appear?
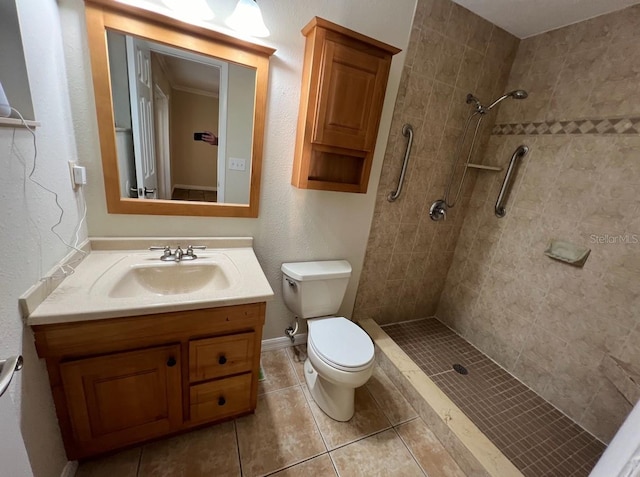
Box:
[495,145,528,217]
[387,124,414,202]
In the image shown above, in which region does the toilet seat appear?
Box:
[308,317,374,372]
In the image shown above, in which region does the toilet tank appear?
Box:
[281,260,352,318]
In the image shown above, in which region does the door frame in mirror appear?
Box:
[84,0,275,217]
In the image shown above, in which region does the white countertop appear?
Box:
[24,238,274,326]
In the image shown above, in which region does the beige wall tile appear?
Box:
[435,3,640,444]
[356,0,517,377]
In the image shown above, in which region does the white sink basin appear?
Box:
[91,253,240,299]
[108,262,232,298]
[23,238,275,326]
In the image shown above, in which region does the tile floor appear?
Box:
[171,188,217,202]
[77,346,465,477]
[383,318,606,477]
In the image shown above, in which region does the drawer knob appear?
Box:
[218,355,227,365]
[218,396,226,406]
[166,357,177,367]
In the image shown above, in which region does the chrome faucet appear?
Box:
[149,245,206,262]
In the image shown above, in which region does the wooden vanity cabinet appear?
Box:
[33,303,265,460]
[292,17,400,193]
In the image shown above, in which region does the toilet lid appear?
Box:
[309,317,374,371]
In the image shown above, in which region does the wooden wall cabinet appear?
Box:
[292,17,400,193]
[33,303,265,460]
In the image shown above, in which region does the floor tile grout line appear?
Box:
[260,450,328,477]
[135,446,143,477]
[233,419,244,477]
[296,381,331,452]
[328,450,342,477]
[391,426,428,476]
[257,382,300,397]
[391,415,420,428]
[324,424,394,453]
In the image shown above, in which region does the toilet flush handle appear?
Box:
[285,278,296,288]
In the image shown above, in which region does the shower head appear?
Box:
[484,89,528,112]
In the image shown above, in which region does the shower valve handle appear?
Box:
[429,200,447,222]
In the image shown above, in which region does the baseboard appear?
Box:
[261,333,307,352]
[172,184,217,192]
[60,461,78,477]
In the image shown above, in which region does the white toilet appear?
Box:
[281,260,375,421]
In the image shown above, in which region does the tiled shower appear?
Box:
[355,0,640,472]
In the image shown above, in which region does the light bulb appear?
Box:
[226,0,270,38]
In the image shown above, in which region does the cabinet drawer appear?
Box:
[190,373,252,422]
[189,332,255,382]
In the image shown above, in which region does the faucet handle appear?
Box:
[150,245,174,260]
[149,245,171,254]
[185,245,206,259]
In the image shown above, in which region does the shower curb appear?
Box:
[358,318,523,477]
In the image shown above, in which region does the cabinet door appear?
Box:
[60,344,182,455]
[313,38,391,152]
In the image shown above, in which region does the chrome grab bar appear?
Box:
[0,355,23,397]
[495,145,528,218]
[387,124,414,202]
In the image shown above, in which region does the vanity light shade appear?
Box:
[161,0,215,21]
[225,0,270,38]
[0,81,11,118]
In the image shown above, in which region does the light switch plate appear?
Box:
[229,158,246,171]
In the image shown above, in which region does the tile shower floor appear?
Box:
[77,346,466,477]
[383,318,606,477]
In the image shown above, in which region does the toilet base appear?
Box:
[304,359,354,421]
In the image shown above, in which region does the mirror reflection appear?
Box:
[106,31,256,205]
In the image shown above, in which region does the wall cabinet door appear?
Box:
[292,17,400,193]
[60,344,182,455]
[313,38,390,152]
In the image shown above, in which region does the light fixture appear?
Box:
[161,0,215,21]
[225,0,270,38]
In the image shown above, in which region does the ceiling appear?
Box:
[452,0,640,38]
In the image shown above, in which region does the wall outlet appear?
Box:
[68,161,87,189]
[68,161,77,189]
[228,158,246,171]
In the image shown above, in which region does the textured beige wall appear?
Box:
[354,0,518,324]
[438,4,640,443]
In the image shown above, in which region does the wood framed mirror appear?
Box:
[84,0,275,217]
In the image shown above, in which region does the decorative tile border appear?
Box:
[492,117,640,136]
